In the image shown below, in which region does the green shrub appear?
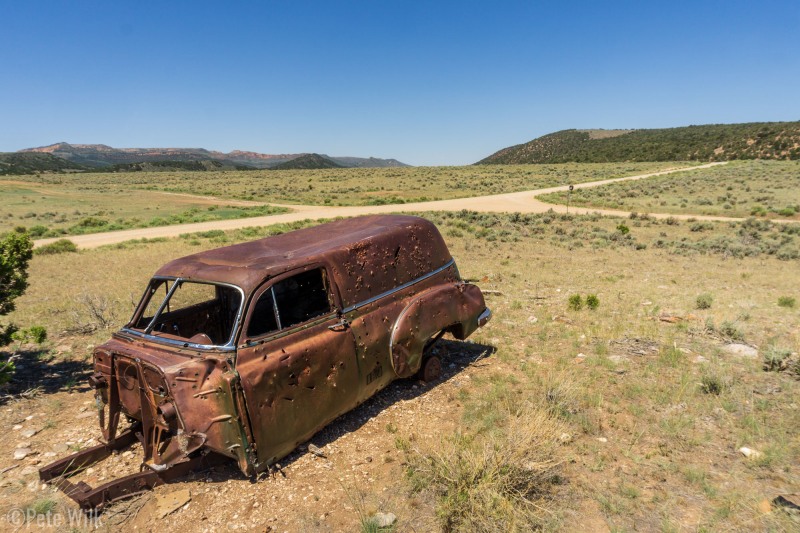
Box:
[30,325,47,344]
[28,225,49,237]
[690,222,713,232]
[695,293,713,310]
[568,294,583,311]
[700,373,725,395]
[719,321,745,341]
[34,239,78,255]
[0,357,15,385]
[1,229,33,382]
[660,345,685,367]
[616,224,630,235]
[12,325,47,344]
[27,497,57,516]
[586,294,600,310]
[777,296,796,308]
[75,216,108,228]
[762,345,793,371]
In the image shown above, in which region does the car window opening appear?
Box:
[247,269,331,338]
[131,279,242,346]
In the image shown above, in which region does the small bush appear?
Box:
[0,358,15,385]
[30,326,47,344]
[586,294,600,310]
[69,294,119,332]
[34,239,77,255]
[11,326,47,344]
[718,321,745,341]
[74,216,108,228]
[660,345,685,367]
[777,296,796,309]
[762,345,793,372]
[776,246,800,260]
[406,407,564,531]
[28,225,49,237]
[616,224,630,235]
[27,497,57,516]
[567,294,583,311]
[695,293,713,310]
[700,373,726,395]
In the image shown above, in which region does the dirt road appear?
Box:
[34,162,732,249]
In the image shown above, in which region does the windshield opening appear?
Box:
[130,278,242,347]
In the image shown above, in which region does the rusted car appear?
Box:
[40,214,490,510]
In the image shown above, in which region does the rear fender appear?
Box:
[389,283,486,377]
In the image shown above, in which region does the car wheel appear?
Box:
[420,355,442,382]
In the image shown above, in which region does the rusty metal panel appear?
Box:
[389,283,486,377]
[93,338,251,468]
[236,314,360,470]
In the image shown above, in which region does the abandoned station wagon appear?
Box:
[40,215,491,509]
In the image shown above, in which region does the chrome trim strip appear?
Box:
[342,258,455,314]
[270,286,282,330]
[477,307,492,327]
[242,311,338,347]
[120,328,238,352]
[144,279,181,334]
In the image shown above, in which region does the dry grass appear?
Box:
[538,160,800,219]
[5,209,800,531]
[2,161,687,235]
[0,180,288,235]
[406,407,565,532]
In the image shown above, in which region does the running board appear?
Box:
[39,424,229,512]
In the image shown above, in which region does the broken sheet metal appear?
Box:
[40,215,491,510]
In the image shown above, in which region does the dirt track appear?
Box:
[34,162,733,249]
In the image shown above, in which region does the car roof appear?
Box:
[154,214,452,297]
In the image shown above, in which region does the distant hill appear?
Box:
[269,153,345,170]
[20,142,234,168]
[477,122,800,164]
[213,150,306,169]
[19,143,409,169]
[100,160,254,172]
[328,156,409,168]
[0,152,88,175]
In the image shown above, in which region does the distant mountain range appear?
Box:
[477,121,800,164]
[8,142,408,173]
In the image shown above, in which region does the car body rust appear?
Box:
[39,214,491,510]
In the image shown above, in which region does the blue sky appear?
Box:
[1,1,798,165]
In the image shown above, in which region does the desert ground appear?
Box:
[30,162,725,250]
[1,162,799,532]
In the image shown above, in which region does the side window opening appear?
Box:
[247,268,332,338]
[246,288,278,338]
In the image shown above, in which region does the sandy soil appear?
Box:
[0,340,493,532]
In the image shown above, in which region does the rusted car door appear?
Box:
[235,266,360,469]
